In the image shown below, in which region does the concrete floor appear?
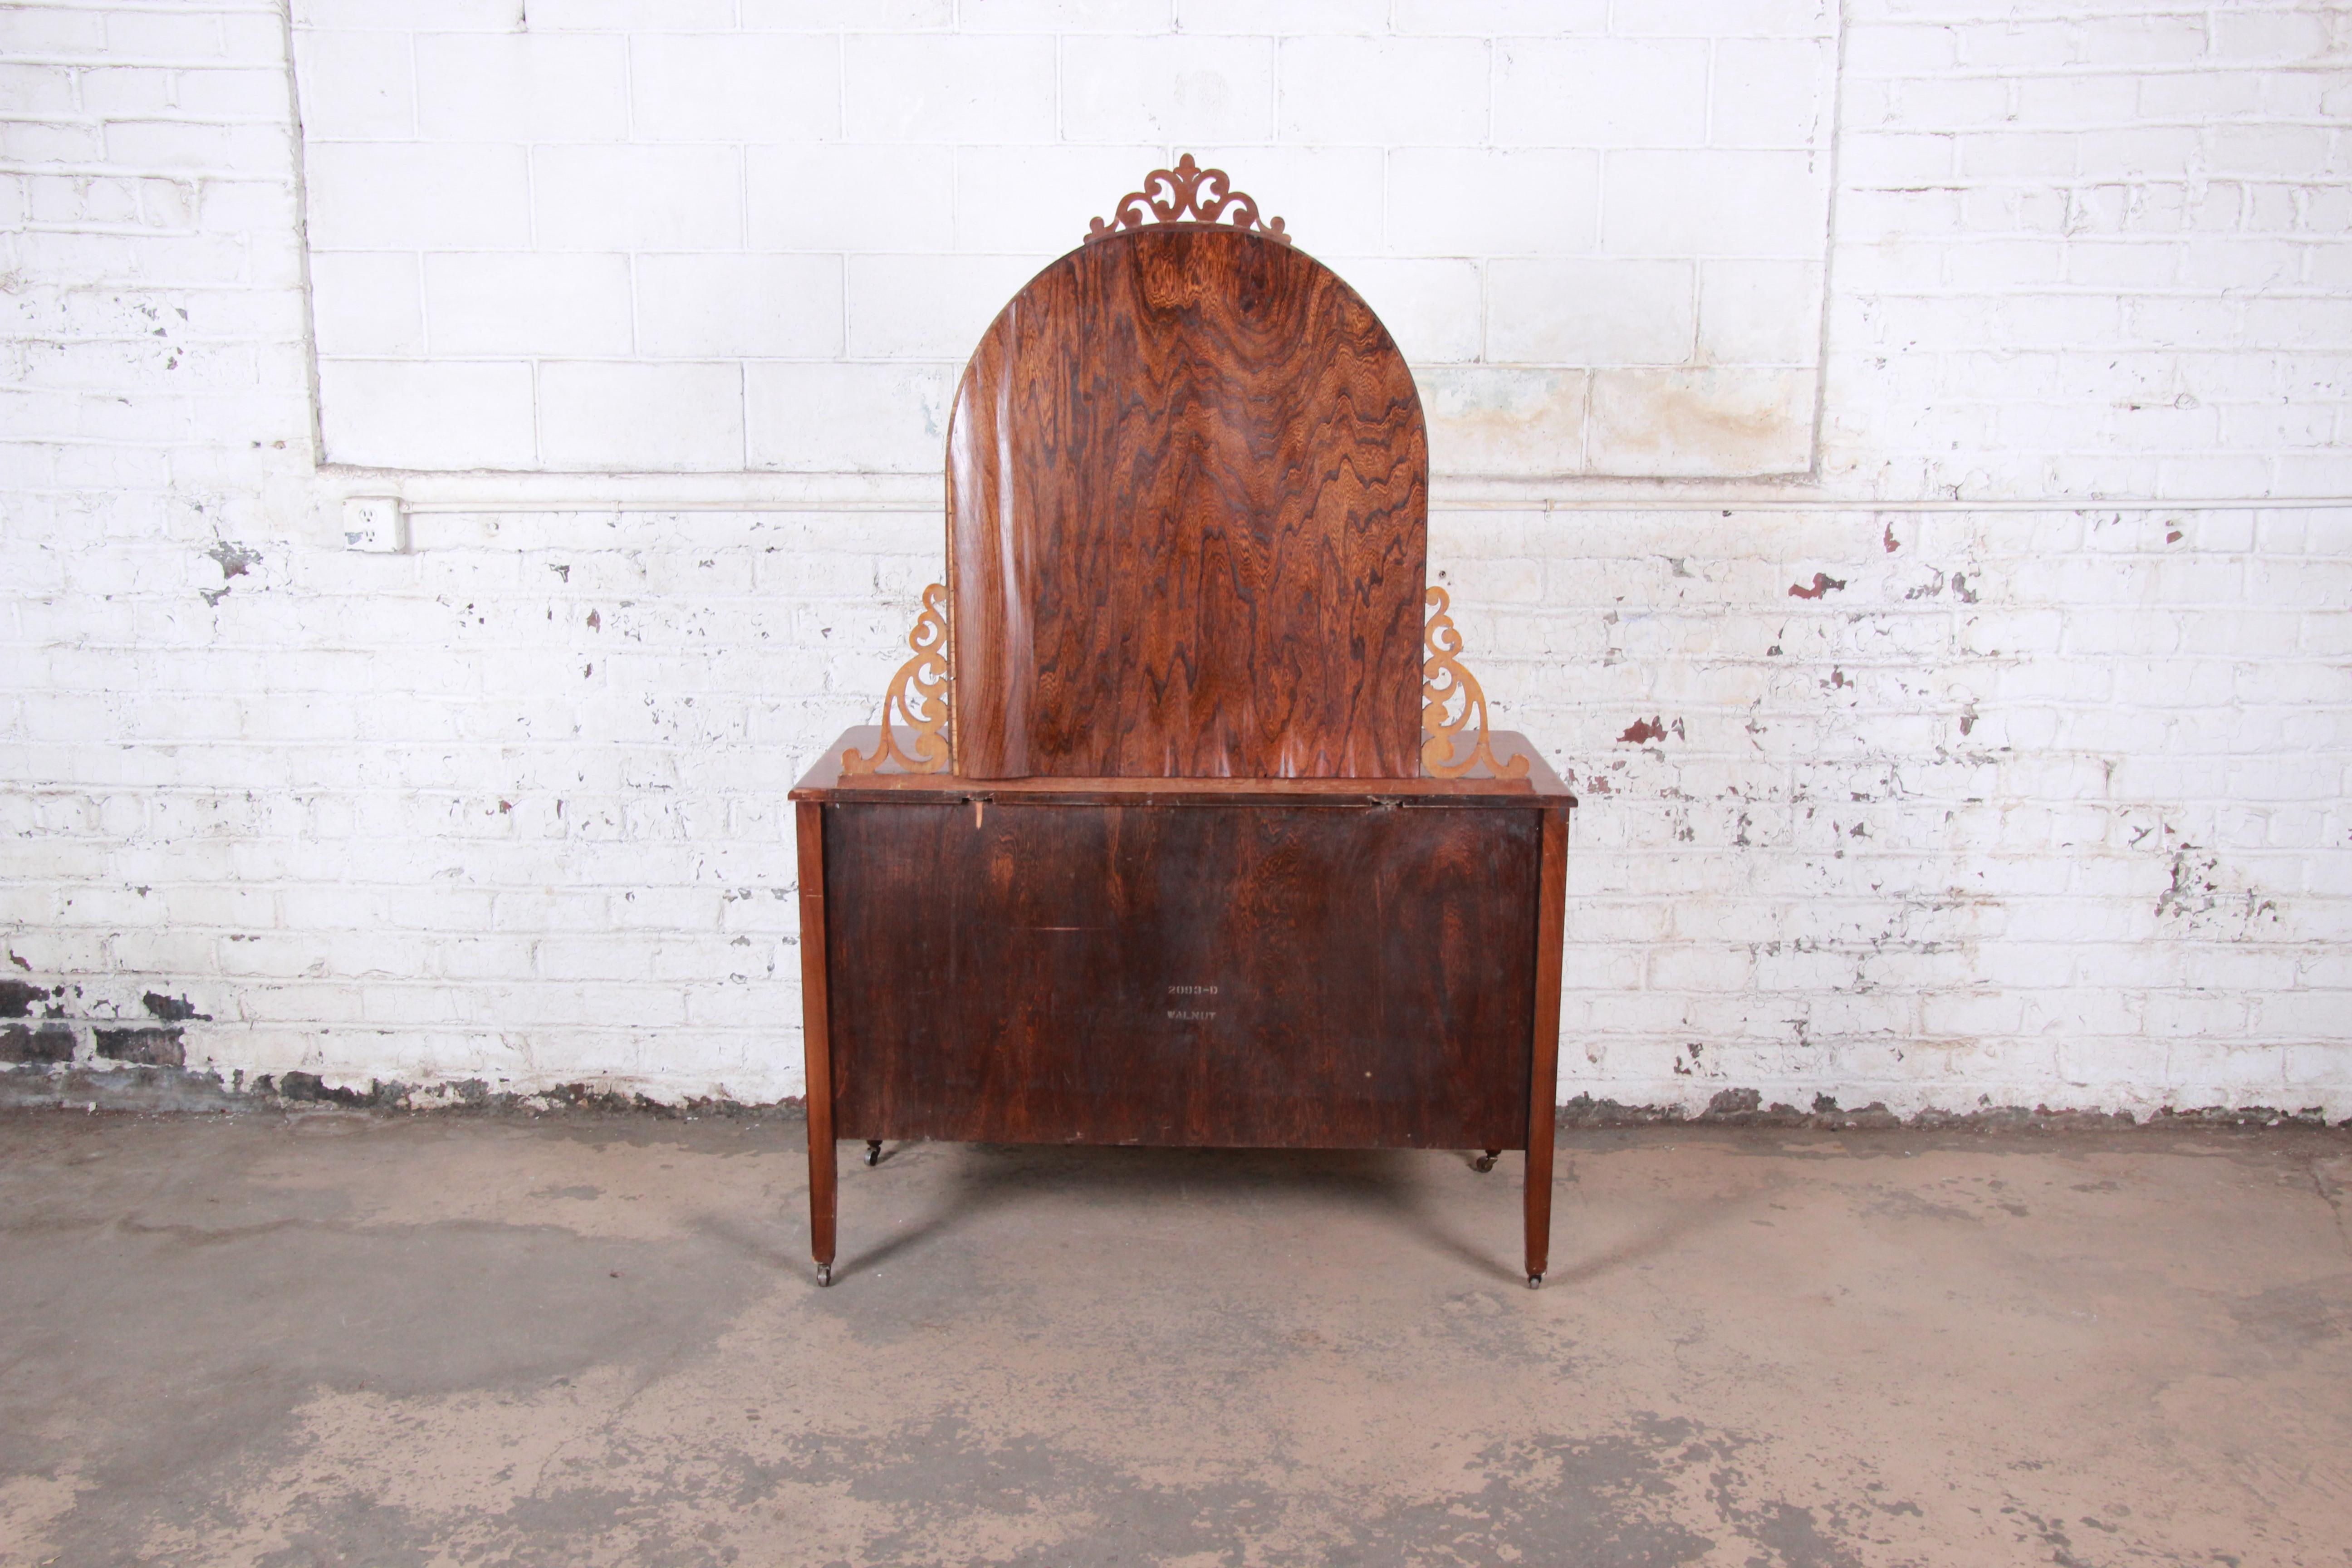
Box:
[0,1113,2347,1567]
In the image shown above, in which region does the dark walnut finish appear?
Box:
[793,162,1573,1289]
[823,800,1536,1151]
[948,225,1428,779]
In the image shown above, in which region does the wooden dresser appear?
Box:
[791,158,1574,1288]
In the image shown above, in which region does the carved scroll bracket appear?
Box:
[842,583,952,775]
[1422,587,1529,781]
[1085,153,1290,246]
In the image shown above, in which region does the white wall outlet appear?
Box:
[342,497,406,553]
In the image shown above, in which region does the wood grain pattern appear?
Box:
[820,799,1539,1151]
[947,226,1428,780]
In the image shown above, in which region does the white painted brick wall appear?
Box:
[289,0,1838,479]
[0,0,2347,1119]
[1828,0,2352,499]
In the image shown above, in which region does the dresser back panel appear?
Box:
[823,798,1536,1149]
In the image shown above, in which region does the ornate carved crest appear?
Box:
[1085,153,1290,246]
[1421,587,1529,781]
[841,583,952,776]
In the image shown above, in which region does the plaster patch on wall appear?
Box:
[290,13,1836,479]
[1421,368,1589,477]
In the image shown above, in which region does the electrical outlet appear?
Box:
[343,497,405,553]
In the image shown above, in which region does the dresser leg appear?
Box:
[796,801,839,1289]
[1473,1148,1500,1173]
[809,1127,837,1286]
[865,1139,882,1166]
[1524,806,1568,1291]
[1523,1145,1553,1289]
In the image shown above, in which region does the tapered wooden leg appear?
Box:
[809,1118,837,1288]
[1524,806,1570,1288]
[796,802,838,1287]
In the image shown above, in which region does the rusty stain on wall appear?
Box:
[1586,368,1816,478]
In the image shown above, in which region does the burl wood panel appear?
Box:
[948,226,1428,780]
[823,799,1537,1149]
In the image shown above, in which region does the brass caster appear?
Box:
[815,1263,833,1288]
[1473,1150,1499,1173]
[864,1140,882,1167]
[1526,1273,1544,1290]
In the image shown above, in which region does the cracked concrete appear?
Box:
[1,1112,2347,1566]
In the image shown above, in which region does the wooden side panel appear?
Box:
[823,800,1537,1150]
[794,801,836,1270]
[1524,805,1570,1282]
[948,226,1428,780]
